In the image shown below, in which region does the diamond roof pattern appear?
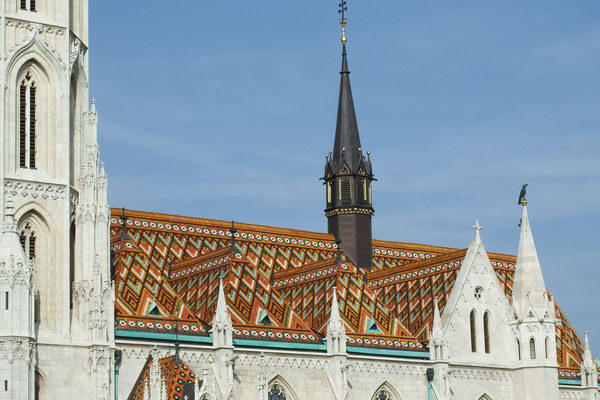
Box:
[127,355,197,400]
[111,208,593,375]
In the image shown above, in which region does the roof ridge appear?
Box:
[368,248,468,280]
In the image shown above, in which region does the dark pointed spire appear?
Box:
[332,20,362,172]
[322,3,374,270]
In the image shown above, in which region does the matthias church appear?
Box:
[0,1,598,399]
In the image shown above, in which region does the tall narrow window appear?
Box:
[19,72,36,169]
[19,84,27,167]
[4,292,8,310]
[517,338,521,360]
[545,337,549,359]
[20,224,35,259]
[20,0,35,11]
[356,178,367,205]
[470,310,477,352]
[529,338,536,359]
[483,311,491,353]
[29,85,36,168]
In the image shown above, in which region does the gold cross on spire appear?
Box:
[338,1,348,43]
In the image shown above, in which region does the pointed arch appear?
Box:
[35,368,46,400]
[478,395,492,400]
[529,337,536,359]
[371,382,402,400]
[483,311,491,353]
[268,376,298,400]
[16,204,55,330]
[470,309,477,352]
[6,40,66,178]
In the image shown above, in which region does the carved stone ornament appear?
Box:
[0,338,35,364]
[4,179,66,201]
[3,20,67,69]
[0,256,35,288]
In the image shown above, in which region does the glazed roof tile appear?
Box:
[111,208,593,369]
[168,246,321,344]
[273,257,424,352]
[127,355,197,400]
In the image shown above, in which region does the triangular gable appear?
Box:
[368,248,468,341]
[273,257,424,352]
[169,247,321,345]
[127,355,198,400]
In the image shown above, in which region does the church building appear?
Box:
[1,1,598,399]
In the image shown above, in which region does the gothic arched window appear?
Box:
[483,311,491,353]
[20,223,36,259]
[545,337,549,359]
[470,310,477,352]
[529,338,536,359]
[516,338,521,360]
[19,71,37,169]
[268,384,287,400]
[373,389,391,400]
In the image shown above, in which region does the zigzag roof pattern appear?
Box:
[169,246,321,344]
[127,355,198,400]
[110,208,594,375]
[112,233,207,335]
[273,257,424,352]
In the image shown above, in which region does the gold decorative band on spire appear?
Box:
[341,18,347,43]
[520,199,528,206]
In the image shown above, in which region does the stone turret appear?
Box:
[0,197,36,400]
[511,201,559,400]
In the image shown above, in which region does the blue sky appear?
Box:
[90,1,600,351]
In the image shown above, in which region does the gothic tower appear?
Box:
[323,13,374,270]
[0,1,114,399]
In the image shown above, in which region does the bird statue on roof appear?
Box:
[518,183,528,205]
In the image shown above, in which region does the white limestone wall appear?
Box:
[36,343,106,400]
[117,342,434,400]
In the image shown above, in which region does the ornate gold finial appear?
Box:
[520,199,528,206]
[338,1,348,43]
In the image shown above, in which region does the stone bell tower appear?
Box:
[1,0,114,398]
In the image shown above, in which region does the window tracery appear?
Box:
[268,384,287,400]
[19,71,37,169]
[20,223,36,259]
[372,389,391,400]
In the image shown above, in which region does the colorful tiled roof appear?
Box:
[112,232,207,335]
[111,208,594,371]
[127,355,197,400]
[169,246,321,344]
[273,257,424,352]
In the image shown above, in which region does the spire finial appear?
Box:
[338,1,348,43]
[473,219,482,241]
